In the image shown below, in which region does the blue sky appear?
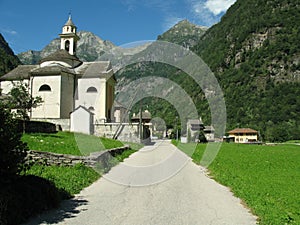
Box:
[0,0,236,54]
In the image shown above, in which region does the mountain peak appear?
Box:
[175,19,208,30]
[158,19,207,48]
[18,31,116,64]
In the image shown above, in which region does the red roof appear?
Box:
[228,128,258,134]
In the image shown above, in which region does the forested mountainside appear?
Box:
[115,20,210,130]
[4,0,300,141]
[157,19,207,49]
[0,34,20,77]
[117,0,300,141]
[193,0,300,141]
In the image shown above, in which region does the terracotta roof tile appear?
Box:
[228,128,258,134]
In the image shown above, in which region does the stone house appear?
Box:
[186,118,215,142]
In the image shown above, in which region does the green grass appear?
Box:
[22,131,124,156]
[285,140,300,144]
[22,132,141,194]
[115,149,137,162]
[24,163,100,196]
[177,142,300,225]
[3,133,140,225]
[123,141,144,151]
[24,148,139,196]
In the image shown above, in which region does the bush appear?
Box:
[0,105,28,179]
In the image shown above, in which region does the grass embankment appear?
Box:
[23,163,100,197]
[21,132,141,196]
[22,131,124,155]
[12,132,141,225]
[176,142,300,225]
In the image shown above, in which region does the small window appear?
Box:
[87,87,98,93]
[88,106,95,111]
[39,84,51,92]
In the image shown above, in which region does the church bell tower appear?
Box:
[59,14,79,55]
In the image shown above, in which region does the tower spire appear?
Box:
[59,14,79,55]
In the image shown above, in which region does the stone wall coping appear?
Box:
[26,144,131,167]
[28,144,130,158]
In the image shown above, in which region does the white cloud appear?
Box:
[204,0,236,15]
[186,0,236,26]
[189,0,219,26]
[1,28,17,35]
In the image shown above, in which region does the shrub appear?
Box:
[0,105,28,179]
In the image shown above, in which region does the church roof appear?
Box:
[75,61,113,78]
[0,65,38,81]
[30,65,75,76]
[40,49,82,68]
[65,15,76,27]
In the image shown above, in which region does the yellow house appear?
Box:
[228,128,258,143]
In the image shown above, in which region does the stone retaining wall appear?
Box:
[94,123,140,143]
[26,145,130,168]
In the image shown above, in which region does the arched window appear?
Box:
[65,40,70,51]
[86,87,98,93]
[39,84,51,92]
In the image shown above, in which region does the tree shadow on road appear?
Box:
[24,197,88,225]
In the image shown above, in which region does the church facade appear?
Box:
[0,16,153,143]
[0,16,116,131]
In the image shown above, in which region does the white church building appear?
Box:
[0,16,117,134]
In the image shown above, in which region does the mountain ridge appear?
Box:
[192,0,300,141]
[2,8,299,142]
[0,33,21,77]
[158,19,207,48]
[18,31,116,64]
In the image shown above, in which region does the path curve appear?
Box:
[24,140,257,225]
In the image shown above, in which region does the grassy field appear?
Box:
[175,142,300,225]
[22,131,124,155]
